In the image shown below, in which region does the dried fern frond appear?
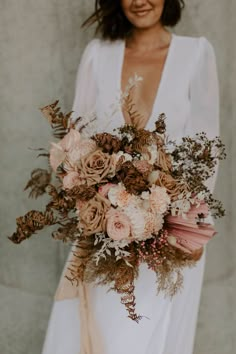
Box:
[116,281,142,322]
[40,100,75,139]
[52,218,78,243]
[46,184,76,217]
[8,210,56,244]
[65,185,96,201]
[122,91,144,129]
[24,168,51,198]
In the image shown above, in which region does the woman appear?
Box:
[42,1,219,353]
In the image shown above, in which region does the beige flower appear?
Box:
[79,150,116,186]
[144,211,164,236]
[108,184,134,208]
[149,185,170,214]
[79,193,111,236]
[105,208,132,241]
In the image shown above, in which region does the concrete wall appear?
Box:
[0,1,234,353]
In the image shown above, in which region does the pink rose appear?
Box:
[98,183,116,198]
[79,194,111,236]
[106,208,131,241]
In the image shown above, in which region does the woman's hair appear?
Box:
[83,0,185,40]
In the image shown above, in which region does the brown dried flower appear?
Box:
[93,133,121,154]
[117,161,149,195]
[79,193,111,236]
[154,113,166,134]
[133,160,153,177]
[66,185,96,201]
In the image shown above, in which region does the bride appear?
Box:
[42,0,219,353]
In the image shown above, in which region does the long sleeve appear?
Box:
[70,39,99,124]
[185,37,220,194]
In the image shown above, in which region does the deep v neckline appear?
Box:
[118,33,175,129]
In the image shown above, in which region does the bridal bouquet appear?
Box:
[9,100,226,321]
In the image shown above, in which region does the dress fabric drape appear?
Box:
[41,33,219,354]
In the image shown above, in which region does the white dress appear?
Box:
[42,33,219,354]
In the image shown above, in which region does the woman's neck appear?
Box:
[126,24,171,52]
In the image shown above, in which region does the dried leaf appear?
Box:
[24,168,51,198]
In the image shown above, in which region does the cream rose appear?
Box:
[79,150,115,186]
[105,208,132,241]
[79,194,111,236]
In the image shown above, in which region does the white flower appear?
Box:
[108,183,135,208]
[148,170,160,185]
[141,144,159,164]
[149,185,170,214]
[123,205,147,240]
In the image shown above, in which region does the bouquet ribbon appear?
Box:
[54,247,104,354]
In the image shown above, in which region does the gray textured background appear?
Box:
[0,1,234,353]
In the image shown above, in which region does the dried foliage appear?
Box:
[24,168,51,198]
[8,210,56,244]
[116,161,149,195]
[122,90,144,129]
[171,132,226,217]
[92,133,122,154]
[40,100,74,139]
[66,185,96,201]
[46,185,76,217]
[52,218,79,243]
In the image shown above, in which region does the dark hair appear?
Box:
[83,0,185,40]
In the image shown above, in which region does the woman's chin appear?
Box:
[129,15,162,31]
[132,20,161,31]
